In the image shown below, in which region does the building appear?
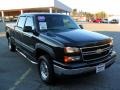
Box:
[0,0,72,21]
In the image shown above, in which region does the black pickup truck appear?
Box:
[6,13,116,83]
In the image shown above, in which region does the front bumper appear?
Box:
[54,51,116,75]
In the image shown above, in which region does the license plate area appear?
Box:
[96,64,105,73]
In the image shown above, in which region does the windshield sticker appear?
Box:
[38,16,45,21]
[39,22,47,30]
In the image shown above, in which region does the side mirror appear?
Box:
[23,26,33,32]
[79,25,84,29]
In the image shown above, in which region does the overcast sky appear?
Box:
[60,0,120,15]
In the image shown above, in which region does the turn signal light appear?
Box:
[64,56,80,63]
[64,56,73,63]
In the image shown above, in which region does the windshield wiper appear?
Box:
[68,27,78,29]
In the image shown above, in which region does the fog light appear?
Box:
[64,56,80,63]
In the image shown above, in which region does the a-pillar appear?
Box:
[49,8,52,13]
[1,11,4,22]
[20,10,23,14]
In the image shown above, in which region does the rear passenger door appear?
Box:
[14,16,26,49]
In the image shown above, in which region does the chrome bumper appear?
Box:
[54,51,116,75]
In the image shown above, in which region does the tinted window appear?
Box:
[17,17,26,28]
[37,15,79,31]
[25,17,34,30]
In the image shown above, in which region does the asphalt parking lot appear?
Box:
[0,24,120,90]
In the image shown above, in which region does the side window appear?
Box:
[25,17,34,30]
[17,17,26,28]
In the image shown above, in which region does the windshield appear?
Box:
[37,15,79,31]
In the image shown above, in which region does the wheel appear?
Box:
[8,37,16,52]
[39,55,55,84]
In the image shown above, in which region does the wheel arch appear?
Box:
[35,43,55,60]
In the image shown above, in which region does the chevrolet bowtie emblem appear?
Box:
[96,49,103,54]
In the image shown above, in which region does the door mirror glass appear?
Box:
[23,26,33,32]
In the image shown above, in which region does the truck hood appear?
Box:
[42,29,111,47]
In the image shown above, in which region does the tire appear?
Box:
[8,37,16,52]
[39,55,55,84]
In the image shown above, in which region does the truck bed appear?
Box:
[6,22,16,29]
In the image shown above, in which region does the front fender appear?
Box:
[35,43,55,58]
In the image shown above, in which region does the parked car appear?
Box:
[4,16,14,22]
[6,13,116,84]
[101,19,108,23]
[12,16,18,22]
[92,19,102,23]
[109,19,119,24]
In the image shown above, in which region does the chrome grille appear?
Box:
[81,44,111,61]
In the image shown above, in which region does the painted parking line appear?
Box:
[8,68,32,90]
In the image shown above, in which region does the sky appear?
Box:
[0,0,120,15]
[60,0,120,15]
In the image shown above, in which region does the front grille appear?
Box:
[81,44,111,61]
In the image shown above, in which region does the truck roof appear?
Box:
[20,13,67,17]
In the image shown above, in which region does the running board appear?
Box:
[16,49,38,64]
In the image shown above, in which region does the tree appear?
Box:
[71,9,78,16]
[79,11,94,21]
[95,11,107,19]
[84,12,94,21]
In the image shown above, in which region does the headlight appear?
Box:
[64,47,80,53]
